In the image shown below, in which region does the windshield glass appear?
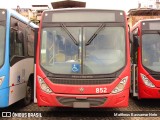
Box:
[142,33,160,72]
[0,24,5,67]
[40,27,80,74]
[40,25,126,74]
[84,27,125,74]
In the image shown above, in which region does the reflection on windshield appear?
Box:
[142,34,160,72]
[40,27,80,74]
[84,27,125,74]
[0,25,5,67]
[40,26,125,74]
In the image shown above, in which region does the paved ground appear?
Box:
[1,96,160,120]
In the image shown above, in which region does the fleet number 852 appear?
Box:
[96,88,107,93]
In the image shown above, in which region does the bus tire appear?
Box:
[21,80,33,106]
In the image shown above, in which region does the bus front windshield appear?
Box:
[142,33,160,72]
[0,24,5,68]
[40,24,126,74]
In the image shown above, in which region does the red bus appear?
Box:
[35,9,130,108]
[131,19,160,99]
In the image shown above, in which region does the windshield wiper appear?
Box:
[85,23,105,46]
[61,23,78,45]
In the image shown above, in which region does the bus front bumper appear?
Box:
[37,88,129,108]
[139,84,160,99]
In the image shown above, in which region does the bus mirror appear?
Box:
[16,30,23,43]
[133,35,139,47]
[137,36,140,46]
[130,32,133,44]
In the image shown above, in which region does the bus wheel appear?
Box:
[21,81,32,106]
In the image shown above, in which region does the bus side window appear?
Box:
[0,26,5,66]
[10,29,24,60]
[132,35,139,64]
[10,30,15,58]
[27,29,34,56]
[131,28,139,64]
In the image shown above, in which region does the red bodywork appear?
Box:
[138,47,160,99]
[35,10,130,107]
[131,20,160,99]
[36,65,130,107]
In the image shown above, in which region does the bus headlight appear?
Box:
[140,73,155,88]
[38,76,53,93]
[111,76,128,94]
[0,76,5,86]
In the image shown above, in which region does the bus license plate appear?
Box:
[73,102,90,108]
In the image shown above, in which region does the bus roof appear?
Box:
[137,19,160,23]
[131,18,160,31]
[42,8,126,23]
[132,19,160,27]
[1,8,38,29]
[43,8,125,12]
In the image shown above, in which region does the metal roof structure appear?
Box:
[51,0,86,9]
[32,5,50,10]
[128,8,160,16]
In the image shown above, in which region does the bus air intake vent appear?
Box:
[48,78,115,85]
[56,96,107,107]
[151,74,160,80]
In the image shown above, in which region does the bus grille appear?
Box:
[48,78,115,85]
[56,96,107,107]
[151,74,160,80]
